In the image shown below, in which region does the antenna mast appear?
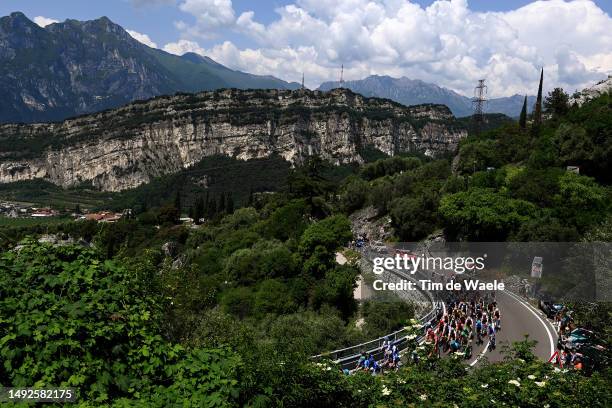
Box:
[339,64,344,88]
[472,79,487,135]
[301,72,305,89]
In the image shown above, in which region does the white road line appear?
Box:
[469,337,490,367]
[505,291,556,358]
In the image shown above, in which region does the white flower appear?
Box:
[535,381,546,387]
[326,366,332,371]
[528,375,536,380]
[508,379,521,387]
[553,367,561,372]
[407,334,417,340]
[481,384,489,388]
[544,404,550,408]
[419,394,427,401]
[382,386,391,396]
[397,378,406,384]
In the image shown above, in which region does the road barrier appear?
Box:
[311,248,444,370]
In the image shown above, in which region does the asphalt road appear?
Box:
[467,290,558,366]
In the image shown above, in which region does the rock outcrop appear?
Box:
[0,88,467,191]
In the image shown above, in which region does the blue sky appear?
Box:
[2,1,611,95]
[3,1,610,48]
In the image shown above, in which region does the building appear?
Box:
[84,211,123,223]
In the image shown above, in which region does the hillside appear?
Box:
[0,88,467,191]
[0,12,299,123]
[318,75,536,117]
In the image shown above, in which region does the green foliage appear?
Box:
[519,95,528,129]
[299,215,353,279]
[0,240,240,405]
[544,87,570,118]
[389,190,439,240]
[339,176,369,213]
[457,139,500,173]
[439,188,538,240]
[360,156,422,180]
[553,171,608,231]
[361,299,415,338]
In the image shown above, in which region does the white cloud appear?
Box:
[33,16,59,27]
[127,30,158,48]
[168,0,612,95]
[163,39,206,55]
[176,0,235,38]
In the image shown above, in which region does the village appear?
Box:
[0,201,129,223]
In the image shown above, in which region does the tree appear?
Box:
[439,188,538,240]
[544,87,569,118]
[532,68,544,133]
[174,190,181,214]
[207,194,217,218]
[193,196,204,224]
[0,241,240,405]
[247,188,254,207]
[226,192,234,214]
[519,95,528,130]
[389,192,440,241]
[340,177,368,212]
[157,204,180,225]
[218,193,226,214]
[298,215,352,279]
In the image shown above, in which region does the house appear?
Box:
[84,211,123,223]
[31,208,59,217]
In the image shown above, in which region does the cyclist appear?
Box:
[494,308,501,331]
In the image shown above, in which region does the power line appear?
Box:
[472,79,487,135]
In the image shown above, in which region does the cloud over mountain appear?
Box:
[166,0,612,97]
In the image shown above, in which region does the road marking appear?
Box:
[505,291,556,358]
[468,334,489,367]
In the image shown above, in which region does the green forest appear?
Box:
[0,88,611,406]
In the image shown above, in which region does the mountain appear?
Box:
[0,12,299,124]
[570,75,612,106]
[318,75,536,118]
[0,88,466,191]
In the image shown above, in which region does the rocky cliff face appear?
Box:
[0,88,467,191]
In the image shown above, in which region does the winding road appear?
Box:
[467,290,557,366]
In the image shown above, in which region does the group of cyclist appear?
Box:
[354,337,401,374]
[425,292,502,359]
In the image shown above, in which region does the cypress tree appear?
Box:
[519,95,528,130]
[226,192,234,214]
[194,196,204,224]
[174,190,181,213]
[218,193,226,214]
[207,195,217,218]
[247,188,254,207]
[532,68,544,132]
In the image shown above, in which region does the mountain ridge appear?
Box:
[0,12,299,124]
[318,75,536,117]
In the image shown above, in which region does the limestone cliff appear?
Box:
[0,88,467,191]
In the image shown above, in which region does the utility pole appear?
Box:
[472,79,487,135]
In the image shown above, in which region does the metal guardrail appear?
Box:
[312,248,443,369]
